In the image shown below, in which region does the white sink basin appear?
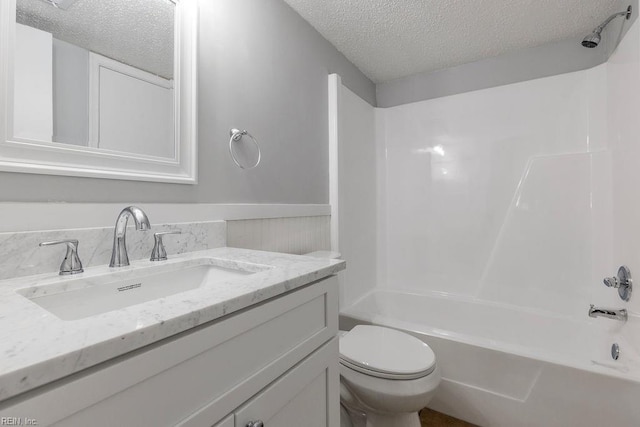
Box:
[17,259,267,321]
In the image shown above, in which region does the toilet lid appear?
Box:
[339,325,436,379]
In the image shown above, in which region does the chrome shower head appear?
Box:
[582,5,632,48]
[582,31,602,48]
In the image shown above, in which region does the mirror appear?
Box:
[0,0,197,183]
[15,0,175,158]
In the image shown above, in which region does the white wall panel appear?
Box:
[337,84,378,307]
[607,19,640,356]
[14,23,53,142]
[90,53,174,159]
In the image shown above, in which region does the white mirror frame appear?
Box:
[0,0,198,184]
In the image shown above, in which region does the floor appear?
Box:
[420,408,478,427]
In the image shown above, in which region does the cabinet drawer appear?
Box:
[214,415,233,427]
[0,277,338,427]
[235,338,339,427]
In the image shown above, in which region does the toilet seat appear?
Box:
[339,325,436,380]
[339,358,435,380]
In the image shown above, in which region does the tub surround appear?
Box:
[0,247,345,402]
[332,25,640,422]
[0,220,226,280]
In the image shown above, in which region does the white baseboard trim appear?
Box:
[0,203,331,232]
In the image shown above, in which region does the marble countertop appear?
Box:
[0,247,345,402]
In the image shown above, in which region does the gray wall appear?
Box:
[0,0,375,203]
[53,38,89,146]
[377,0,638,107]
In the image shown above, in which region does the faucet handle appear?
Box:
[39,239,84,275]
[603,266,632,302]
[151,231,181,262]
[603,277,620,288]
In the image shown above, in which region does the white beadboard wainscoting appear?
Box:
[227,216,331,255]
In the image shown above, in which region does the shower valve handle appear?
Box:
[604,277,621,288]
[603,266,632,302]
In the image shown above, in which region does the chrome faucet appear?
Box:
[109,206,151,267]
[588,304,628,322]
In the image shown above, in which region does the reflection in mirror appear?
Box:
[14,0,176,159]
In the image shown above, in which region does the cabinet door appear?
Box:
[235,338,339,427]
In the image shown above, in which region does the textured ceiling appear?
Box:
[283,0,623,83]
[17,0,174,79]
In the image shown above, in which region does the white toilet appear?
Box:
[303,251,441,427]
[339,326,441,427]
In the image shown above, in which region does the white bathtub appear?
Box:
[340,290,640,427]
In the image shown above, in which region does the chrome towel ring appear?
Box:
[229,128,261,170]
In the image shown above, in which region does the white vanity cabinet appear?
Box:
[214,416,234,427]
[0,276,339,427]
